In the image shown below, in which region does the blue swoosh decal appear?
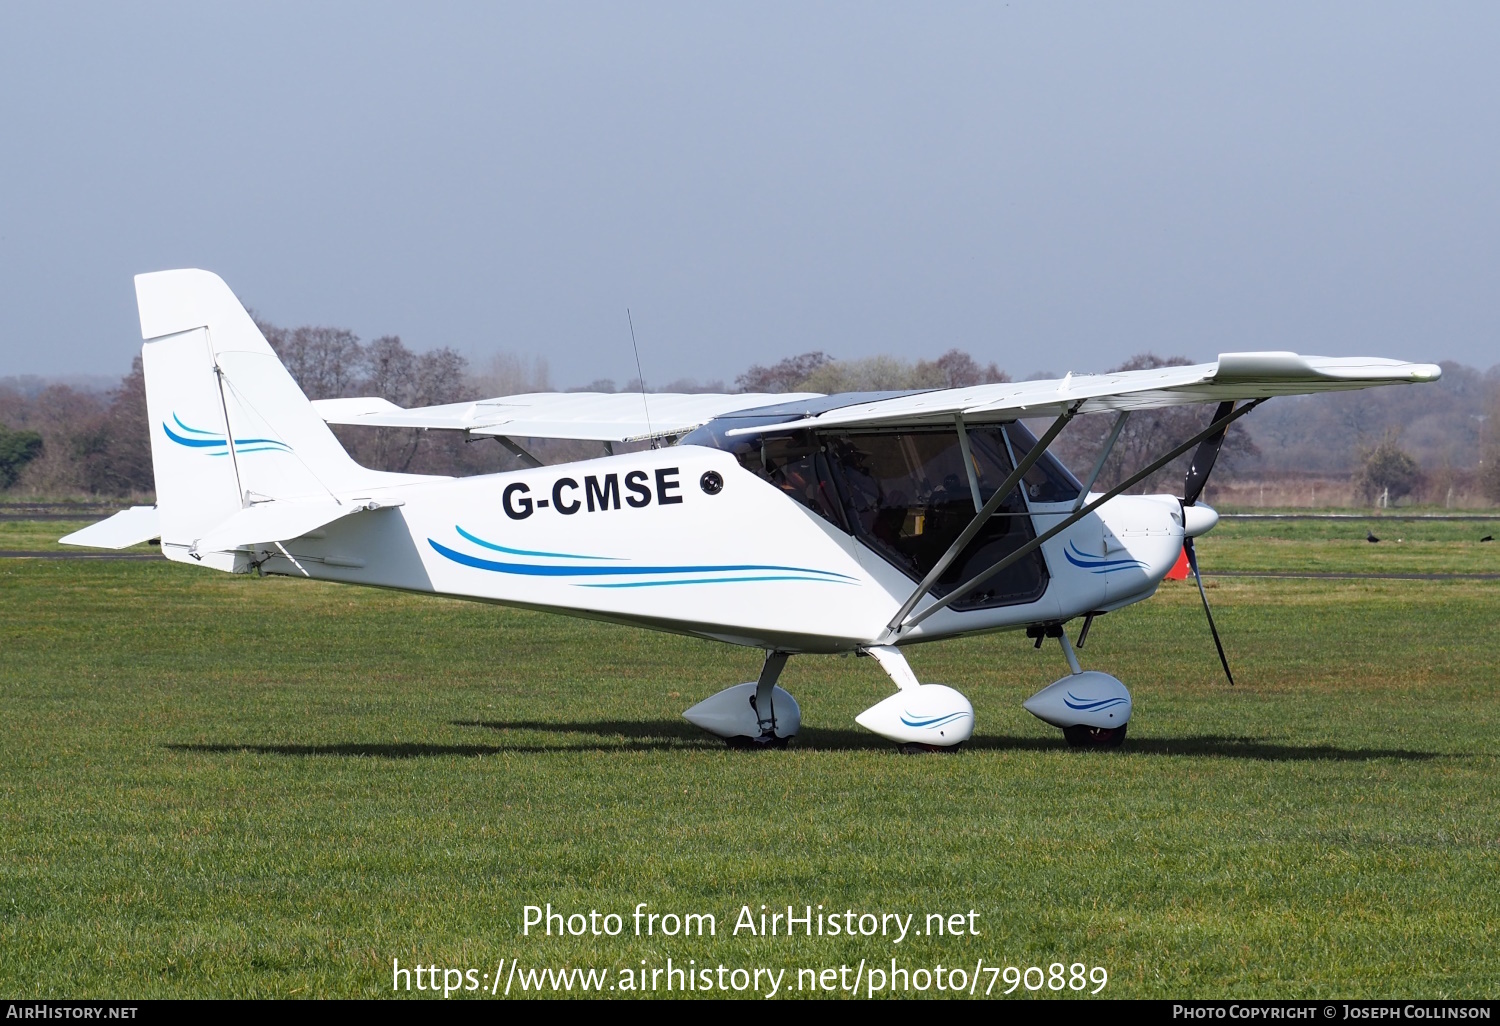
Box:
[172,413,219,436]
[456,525,623,561]
[1064,541,1145,574]
[581,575,850,588]
[162,420,226,448]
[1063,693,1130,711]
[428,538,857,581]
[899,711,972,729]
[163,415,292,454]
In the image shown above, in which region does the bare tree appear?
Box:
[800,355,935,392]
[735,352,834,393]
[83,357,153,495]
[470,353,552,398]
[921,349,1010,387]
[1050,354,1258,496]
[1478,386,1500,503]
[738,349,1007,395]
[569,379,618,393]
[262,323,365,400]
[335,335,476,473]
[0,384,111,495]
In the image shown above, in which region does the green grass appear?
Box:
[1198,516,1500,575]
[0,519,155,553]
[0,524,1496,999]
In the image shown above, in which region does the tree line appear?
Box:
[2,318,1498,506]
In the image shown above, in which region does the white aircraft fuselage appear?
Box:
[195,443,1185,654]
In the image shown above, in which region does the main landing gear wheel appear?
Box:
[726,732,790,751]
[681,652,801,748]
[1062,723,1127,750]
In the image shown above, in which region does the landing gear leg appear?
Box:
[1056,628,1083,675]
[747,651,790,749]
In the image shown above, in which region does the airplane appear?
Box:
[63,269,1442,751]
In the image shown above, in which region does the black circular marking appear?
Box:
[699,470,724,495]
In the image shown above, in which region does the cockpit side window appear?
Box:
[757,435,847,530]
[695,428,848,531]
[1003,421,1083,504]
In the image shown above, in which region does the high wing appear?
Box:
[721,352,1441,435]
[312,352,1437,443]
[313,391,824,443]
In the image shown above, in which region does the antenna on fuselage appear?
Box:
[626,308,656,448]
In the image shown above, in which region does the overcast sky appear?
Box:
[2,3,1497,389]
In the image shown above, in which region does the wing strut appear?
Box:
[1073,411,1130,511]
[891,399,1264,635]
[953,412,984,512]
[492,435,543,468]
[885,402,1083,632]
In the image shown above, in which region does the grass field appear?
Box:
[1206,516,1500,575]
[0,516,1496,999]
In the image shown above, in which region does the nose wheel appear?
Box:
[1062,724,1128,749]
[1023,625,1133,750]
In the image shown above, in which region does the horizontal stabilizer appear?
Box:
[59,506,160,549]
[191,498,402,555]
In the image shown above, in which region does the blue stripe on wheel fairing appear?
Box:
[899,711,971,729]
[1063,694,1129,711]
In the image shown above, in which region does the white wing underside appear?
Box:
[312,352,1439,441]
[312,392,824,443]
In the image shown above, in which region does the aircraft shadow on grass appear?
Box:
[166,726,1439,763]
[168,742,521,759]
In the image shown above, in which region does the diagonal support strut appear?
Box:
[1073,410,1130,511]
[893,399,1263,634]
[885,402,1084,632]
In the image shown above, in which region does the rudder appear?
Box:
[135,269,397,564]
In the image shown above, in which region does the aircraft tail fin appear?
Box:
[134,269,400,566]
